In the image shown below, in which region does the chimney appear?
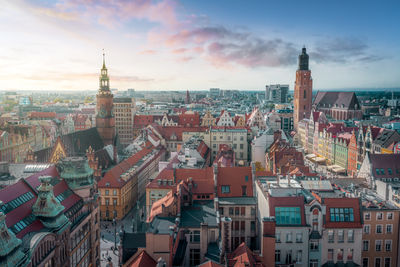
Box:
[261,217,276,267]
[273,130,281,142]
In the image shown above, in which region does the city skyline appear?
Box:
[1,0,399,91]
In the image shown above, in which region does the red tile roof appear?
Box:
[227,242,264,267]
[199,261,224,267]
[147,168,214,195]
[0,165,83,239]
[217,167,253,197]
[127,250,157,267]
[29,111,57,119]
[99,144,159,188]
[268,196,306,225]
[323,198,362,228]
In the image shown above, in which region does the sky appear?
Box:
[1,0,399,91]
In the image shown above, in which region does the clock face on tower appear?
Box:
[99,107,106,117]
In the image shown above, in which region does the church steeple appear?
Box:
[102,49,106,69]
[99,50,110,93]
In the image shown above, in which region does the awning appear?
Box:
[332,166,346,173]
[306,154,316,159]
[314,157,326,163]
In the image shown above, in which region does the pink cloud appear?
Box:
[139,49,157,55]
[28,0,179,28]
[172,48,187,54]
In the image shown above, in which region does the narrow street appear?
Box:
[100,194,147,266]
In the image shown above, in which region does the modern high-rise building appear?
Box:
[265,84,289,103]
[96,52,116,146]
[114,97,136,145]
[293,47,313,131]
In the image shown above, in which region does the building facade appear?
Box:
[114,97,136,145]
[265,84,289,103]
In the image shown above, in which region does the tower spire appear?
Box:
[102,49,106,69]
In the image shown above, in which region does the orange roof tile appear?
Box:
[127,250,157,267]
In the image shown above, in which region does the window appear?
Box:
[189,249,200,266]
[213,136,216,141]
[385,240,392,252]
[328,249,334,260]
[377,213,383,220]
[240,136,244,141]
[375,258,381,267]
[388,168,392,175]
[275,232,281,243]
[219,207,224,216]
[337,249,344,261]
[251,207,256,215]
[286,232,292,243]
[347,248,353,260]
[275,250,281,263]
[241,207,245,215]
[221,185,230,194]
[235,207,239,215]
[364,212,371,220]
[310,241,319,251]
[363,258,369,267]
[376,240,382,251]
[338,230,344,242]
[113,189,117,196]
[387,212,393,220]
[105,190,109,196]
[330,208,354,222]
[113,199,117,206]
[376,225,383,234]
[245,175,249,182]
[296,233,303,243]
[275,207,301,225]
[328,230,334,243]
[241,186,247,196]
[384,258,390,267]
[296,250,302,263]
[310,259,318,267]
[386,224,392,233]
[240,144,244,149]
[240,221,245,231]
[363,240,369,251]
[105,198,109,206]
[229,208,234,215]
[251,221,255,231]
[190,231,200,243]
[348,230,354,242]
[364,225,370,234]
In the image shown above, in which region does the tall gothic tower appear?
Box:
[96,51,115,145]
[293,47,313,131]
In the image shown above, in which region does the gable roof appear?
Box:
[127,250,157,267]
[217,167,253,197]
[369,153,400,178]
[227,242,264,267]
[313,91,360,110]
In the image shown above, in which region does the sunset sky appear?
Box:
[1,0,399,91]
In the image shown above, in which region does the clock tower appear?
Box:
[293,47,313,131]
[96,51,115,145]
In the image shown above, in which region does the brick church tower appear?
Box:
[293,47,313,131]
[96,51,115,145]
